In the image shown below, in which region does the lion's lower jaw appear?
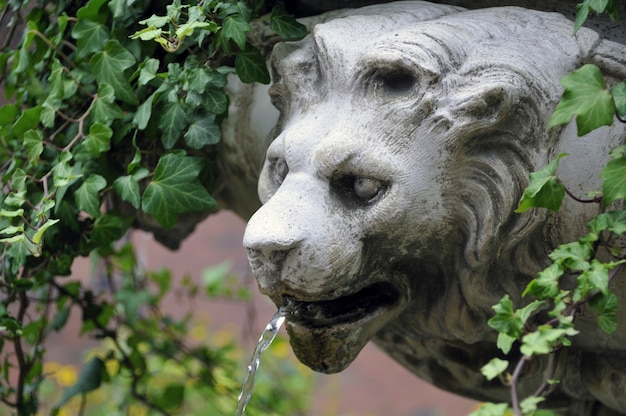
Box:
[285,301,404,373]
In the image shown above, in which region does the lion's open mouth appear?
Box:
[283,282,400,328]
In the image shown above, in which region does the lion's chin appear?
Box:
[275,282,406,373]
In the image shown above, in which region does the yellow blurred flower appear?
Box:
[105,358,120,376]
[189,324,208,342]
[128,403,148,416]
[55,365,78,387]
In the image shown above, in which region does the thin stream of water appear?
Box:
[234,306,290,416]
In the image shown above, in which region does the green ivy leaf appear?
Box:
[83,123,112,157]
[523,263,564,300]
[589,292,618,334]
[90,40,138,104]
[53,357,108,412]
[222,15,251,50]
[516,154,567,213]
[611,80,626,118]
[488,295,523,338]
[75,174,107,218]
[520,325,579,356]
[468,402,511,416]
[31,218,60,246]
[549,241,593,271]
[71,19,110,59]
[133,92,157,130]
[588,210,626,235]
[184,116,221,149]
[548,64,614,136]
[23,129,43,166]
[235,44,270,84]
[91,84,125,122]
[138,14,170,28]
[270,6,308,40]
[520,396,546,415]
[156,383,186,410]
[90,214,133,246]
[574,0,621,33]
[572,259,614,302]
[480,358,509,381]
[139,58,160,86]
[175,21,218,40]
[141,153,216,228]
[601,148,626,204]
[158,99,190,149]
[112,168,148,209]
[12,106,42,138]
[202,87,229,114]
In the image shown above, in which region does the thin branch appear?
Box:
[561,181,602,204]
[532,349,562,397]
[28,29,76,69]
[511,355,529,416]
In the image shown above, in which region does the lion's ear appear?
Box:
[448,80,519,127]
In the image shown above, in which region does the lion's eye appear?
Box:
[333,175,386,205]
[353,178,383,201]
[271,158,289,186]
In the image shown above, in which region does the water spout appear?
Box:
[234,304,292,416]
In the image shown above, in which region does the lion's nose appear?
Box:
[243,213,304,271]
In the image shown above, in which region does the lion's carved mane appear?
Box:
[232,2,626,413]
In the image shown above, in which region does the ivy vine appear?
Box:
[472,2,626,415]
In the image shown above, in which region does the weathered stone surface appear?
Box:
[238,2,626,413]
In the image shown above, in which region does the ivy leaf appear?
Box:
[31,218,60,246]
[71,19,110,59]
[549,241,593,271]
[480,358,509,381]
[575,259,610,302]
[516,154,567,213]
[184,116,221,149]
[270,6,307,40]
[222,15,251,50]
[520,396,546,415]
[488,295,523,339]
[83,123,112,157]
[523,263,564,300]
[158,99,190,149]
[612,81,626,118]
[175,20,218,40]
[90,40,138,104]
[548,64,614,136]
[53,357,108,412]
[133,92,157,130]
[588,210,626,235]
[601,146,626,204]
[23,129,43,166]
[468,402,511,416]
[138,14,170,28]
[12,106,42,138]
[155,383,186,411]
[90,214,133,246]
[235,44,270,84]
[574,0,621,33]
[141,154,216,228]
[75,174,107,218]
[520,325,579,356]
[112,168,148,209]
[91,84,125,122]
[589,292,618,334]
[202,87,229,114]
[139,58,160,86]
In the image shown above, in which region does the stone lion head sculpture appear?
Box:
[241,2,626,412]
